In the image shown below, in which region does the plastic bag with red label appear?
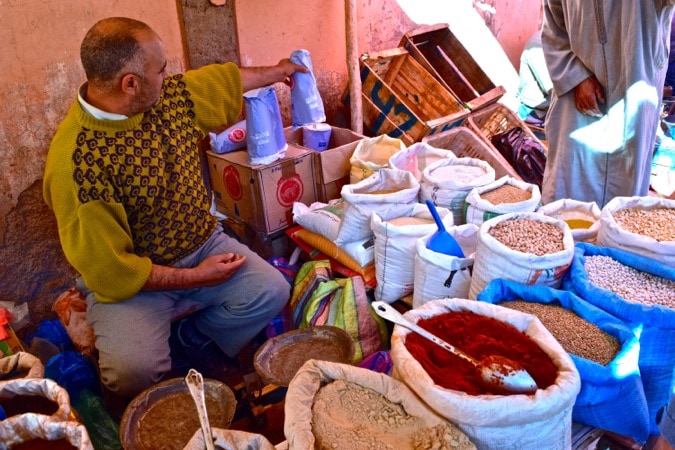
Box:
[209,119,247,154]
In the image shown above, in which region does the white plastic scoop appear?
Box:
[371,301,538,394]
[185,369,215,450]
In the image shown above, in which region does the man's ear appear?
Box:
[120,73,141,95]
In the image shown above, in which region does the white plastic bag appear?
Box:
[292,200,344,242]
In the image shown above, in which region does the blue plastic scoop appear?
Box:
[425,199,465,258]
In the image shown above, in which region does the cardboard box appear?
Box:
[360,47,470,146]
[208,145,317,236]
[284,126,365,202]
[399,24,506,112]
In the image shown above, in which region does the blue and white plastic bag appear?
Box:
[244,87,287,165]
[290,49,326,127]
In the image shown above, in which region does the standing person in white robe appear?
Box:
[541,0,675,207]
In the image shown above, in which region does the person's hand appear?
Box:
[574,75,605,117]
[276,58,309,86]
[195,252,246,286]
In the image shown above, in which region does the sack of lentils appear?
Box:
[463,176,541,227]
[468,211,574,299]
[596,196,675,266]
[390,298,580,449]
[562,242,675,435]
[477,278,650,444]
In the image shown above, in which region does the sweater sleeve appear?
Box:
[184,62,244,133]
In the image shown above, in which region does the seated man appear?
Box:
[43,17,308,403]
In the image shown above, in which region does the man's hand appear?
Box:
[144,253,246,291]
[240,59,309,92]
[194,253,246,286]
[574,75,605,117]
[276,58,310,86]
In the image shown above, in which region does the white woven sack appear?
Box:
[184,429,275,450]
[284,359,475,450]
[337,169,420,245]
[349,134,406,184]
[388,141,455,180]
[292,199,344,241]
[420,157,496,225]
[596,196,675,266]
[413,224,479,308]
[468,212,574,299]
[390,298,581,450]
[371,204,453,304]
[464,176,541,227]
[537,198,601,243]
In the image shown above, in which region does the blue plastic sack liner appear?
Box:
[244,87,287,165]
[290,49,326,127]
[478,278,650,443]
[562,242,675,435]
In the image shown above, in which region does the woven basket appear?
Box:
[422,126,522,180]
[465,103,547,153]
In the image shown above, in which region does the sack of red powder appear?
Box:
[209,119,247,154]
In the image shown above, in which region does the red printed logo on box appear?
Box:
[223,164,242,201]
[276,174,304,207]
[228,128,246,143]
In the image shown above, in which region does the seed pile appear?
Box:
[612,207,675,242]
[501,300,620,365]
[480,184,531,204]
[584,255,675,309]
[488,218,565,255]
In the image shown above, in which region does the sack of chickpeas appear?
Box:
[478,278,650,444]
[419,157,496,225]
[468,212,574,299]
[596,196,675,266]
[413,224,479,308]
[463,176,541,227]
[562,242,675,435]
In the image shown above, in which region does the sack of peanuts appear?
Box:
[413,224,479,308]
[563,242,675,435]
[478,278,650,444]
[284,359,476,449]
[463,176,541,227]
[596,196,675,266]
[537,198,601,243]
[388,141,455,180]
[349,135,406,184]
[468,211,574,299]
[390,298,580,449]
[370,204,453,304]
[337,169,419,245]
[419,157,496,225]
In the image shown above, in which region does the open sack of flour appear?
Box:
[350,135,406,184]
[596,196,675,266]
[244,86,287,165]
[290,49,326,127]
[284,359,476,449]
[390,298,581,450]
[464,176,541,226]
[388,141,455,180]
[371,203,453,304]
[468,211,574,299]
[337,169,419,245]
[420,156,496,225]
[414,223,479,307]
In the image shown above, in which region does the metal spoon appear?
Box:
[371,301,538,394]
[185,369,215,450]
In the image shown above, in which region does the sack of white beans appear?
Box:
[596,196,675,266]
[463,176,541,227]
[419,157,496,225]
[388,141,455,180]
[478,278,650,444]
[336,169,419,245]
[413,224,479,308]
[468,211,575,299]
[371,204,452,304]
[562,242,675,435]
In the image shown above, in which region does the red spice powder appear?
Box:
[404,310,558,395]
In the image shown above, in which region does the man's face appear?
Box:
[129,33,168,115]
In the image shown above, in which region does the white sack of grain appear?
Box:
[413,224,479,307]
[284,359,476,450]
[390,298,581,450]
[537,198,601,243]
[468,212,574,299]
[371,204,453,304]
[464,176,541,227]
[349,134,406,184]
[292,199,344,241]
[388,141,455,180]
[596,196,675,266]
[336,169,419,245]
[420,157,496,225]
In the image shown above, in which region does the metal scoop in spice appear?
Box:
[372,301,538,395]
